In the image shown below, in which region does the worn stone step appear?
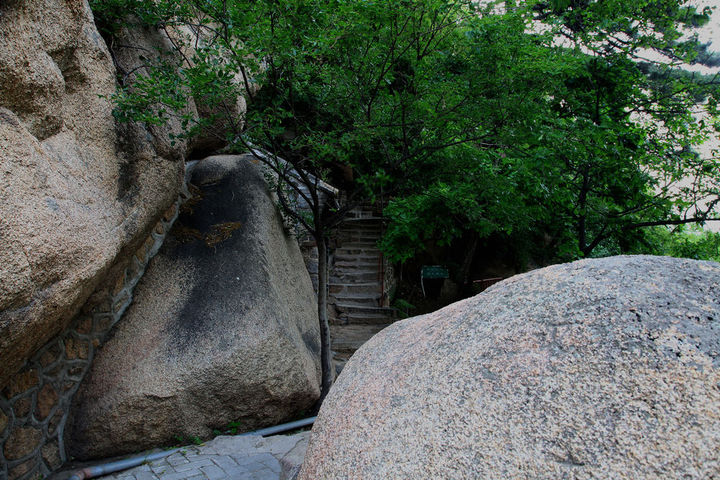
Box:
[340,242,380,249]
[336,303,397,315]
[331,261,380,274]
[335,247,381,255]
[339,227,383,235]
[338,234,380,242]
[331,269,378,276]
[341,313,395,325]
[334,253,381,263]
[331,292,381,302]
[343,216,385,222]
[333,262,381,270]
[334,256,382,264]
[333,298,381,310]
[330,323,392,351]
[346,211,377,218]
[333,261,382,270]
[340,228,383,235]
[340,227,382,234]
[330,283,382,294]
[332,314,391,326]
[330,271,379,283]
[338,243,380,250]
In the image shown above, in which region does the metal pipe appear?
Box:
[67,448,179,480]
[65,416,316,480]
[239,416,316,437]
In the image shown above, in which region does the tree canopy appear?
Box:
[92,0,720,263]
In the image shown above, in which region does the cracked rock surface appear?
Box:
[0,0,184,387]
[300,255,720,479]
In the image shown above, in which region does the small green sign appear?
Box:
[421,265,449,279]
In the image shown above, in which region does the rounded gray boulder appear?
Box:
[300,255,720,479]
[68,155,321,459]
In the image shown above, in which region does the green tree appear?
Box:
[381,0,720,269]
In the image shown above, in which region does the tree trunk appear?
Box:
[577,164,590,255]
[458,235,479,287]
[316,235,334,406]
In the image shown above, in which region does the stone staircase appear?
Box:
[329,206,397,368]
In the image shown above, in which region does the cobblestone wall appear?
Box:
[0,190,188,480]
[382,260,396,308]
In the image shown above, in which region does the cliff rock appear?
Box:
[300,256,720,479]
[0,0,186,387]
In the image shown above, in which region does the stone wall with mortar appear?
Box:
[382,260,396,308]
[0,188,189,480]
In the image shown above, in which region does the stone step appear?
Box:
[334,252,381,263]
[343,242,377,248]
[339,226,382,233]
[346,212,377,218]
[333,261,381,269]
[333,267,381,276]
[335,247,381,255]
[336,303,397,316]
[332,272,380,282]
[333,259,380,270]
[333,297,381,310]
[332,275,380,284]
[330,282,382,294]
[343,216,385,222]
[330,323,392,351]
[340,313,395,325]
[330,289,381,306]
[338,236,380,242]
[340,227,383,234]
[336,303,383,314]
[339,227,383,235]
[341,228,382,234]
[331,266,379,273]
[338,238,381,246]
[330,271,379,283]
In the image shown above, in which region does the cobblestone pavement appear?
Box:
[54,431,309,480]
[109,432,309,480]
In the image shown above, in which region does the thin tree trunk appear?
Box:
[459,235,479,287]
[316,235,334,405]
[577,164,590,255]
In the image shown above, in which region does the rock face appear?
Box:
[0,0,185,387]
[300,256,720,479]
[68,155,321,460]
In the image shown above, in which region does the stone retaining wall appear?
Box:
[0,189,189,480]
[382,260,395,308]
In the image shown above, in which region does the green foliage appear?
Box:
[172,434,203,446]
[90,0,720,269]
[211,420,243,437]
[391,298,416,319]
[639,226,720,262]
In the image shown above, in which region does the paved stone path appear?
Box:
[55,431,309,480]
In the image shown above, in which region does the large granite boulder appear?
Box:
[68,155,321,459]
[0,0,185,387]
[300,256,720,479]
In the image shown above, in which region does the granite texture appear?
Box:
[300,255,720,479]
[0,0,184,388]
[68,156,321,460]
